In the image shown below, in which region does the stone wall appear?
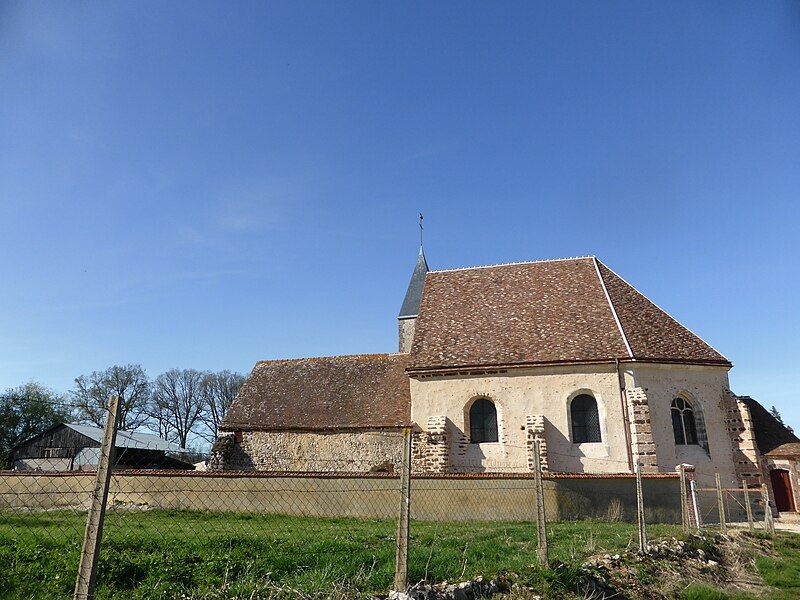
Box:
[409,364,632,474]
[398,318,416,353]
[720,390,761,481]
[0,471,682,523]
[412,416,449,473]
[210,429,404,473]
[626,387,658,473]
[623,363,737,487]
[525,414,548,471]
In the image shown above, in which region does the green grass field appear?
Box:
[4,511,800,599]
[0,509,685,599]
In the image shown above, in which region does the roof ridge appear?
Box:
[255,352,408,365]
[595,258,729,363]
[592,257,633,358]
[429,255,596,274]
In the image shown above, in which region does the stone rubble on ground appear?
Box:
[388,575,529,600]
[388,533,732,600]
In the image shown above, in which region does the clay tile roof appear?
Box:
[221,353,411,431]
[408,257,729,371]
[765,443,800,459]
[739,396,799,455]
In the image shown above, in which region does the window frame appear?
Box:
[468,398,499,444]
[671,396,700,446]
[570,393,602,444]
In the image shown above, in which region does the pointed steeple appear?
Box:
[399,245,429,319]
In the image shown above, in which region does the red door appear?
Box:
[770,469,796,512]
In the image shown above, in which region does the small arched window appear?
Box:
[671,397,699,445]
[469,399,498,443]
[571,394,601,443]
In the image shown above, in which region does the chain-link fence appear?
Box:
[689,466,771,534]
[0,396,776,599]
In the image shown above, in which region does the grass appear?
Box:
[675,531,800,600]
[0,509,683,599]
[754,532,800,599]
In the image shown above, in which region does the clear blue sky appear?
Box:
[1,3,799,424]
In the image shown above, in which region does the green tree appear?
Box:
[770,406,785,425]
[0,382,73,468]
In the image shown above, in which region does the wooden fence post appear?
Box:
[533,439,549,568]
[715,473,727,535]
[74,394,120,600]
[678,464,689,533]
[636,462,647,552]
[743,480,754,533]
[393,427,412,593]
[762,483,775,537]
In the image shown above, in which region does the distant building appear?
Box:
[11,423,195,471]
[739,397,800,514]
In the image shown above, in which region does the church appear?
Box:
[211,248,774,490]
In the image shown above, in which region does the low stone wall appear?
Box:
[0,471,681,523]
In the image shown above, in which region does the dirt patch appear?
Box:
[576,532,771,598]
[392,531,777,599]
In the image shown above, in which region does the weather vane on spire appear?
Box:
[419,212,424,248]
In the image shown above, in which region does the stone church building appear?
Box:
[212,250,772,489]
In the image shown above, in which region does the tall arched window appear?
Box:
[571,394,601,443]
[671,397,699,445]
[469,398,498,443]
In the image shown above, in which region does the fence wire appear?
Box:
[0,403,776,599]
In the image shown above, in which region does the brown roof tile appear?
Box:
[409,257,729,371]
[222,353,411,431]
[596,261,728,364]
[764,443,800,459]
[740,396,799,455]
[409,258,628,370]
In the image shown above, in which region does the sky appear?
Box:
[1,2,799,425]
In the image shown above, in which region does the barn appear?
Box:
[11,422,194,471]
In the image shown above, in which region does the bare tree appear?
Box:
[199,370,245,442]
[150,369,207,448]
[71,365,151,431]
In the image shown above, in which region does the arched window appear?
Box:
[571,394,601,443]
[671,397,699,445]
[469,399,498,443]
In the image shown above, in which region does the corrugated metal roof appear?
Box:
[65,423,182,452]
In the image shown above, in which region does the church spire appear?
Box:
[397,243,428,352]
[399,239,429,319]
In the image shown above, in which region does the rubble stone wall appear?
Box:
[210,429,403,473]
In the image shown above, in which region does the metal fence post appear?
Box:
[532,439,549,568]
[690,478,702,531]
[743,480,754,533]
[762,483,775,537]
[678,464,688,533]
[715,473,727,535]
[393,427,412,592]
[635,461,647,552]
[74,394,120,600]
